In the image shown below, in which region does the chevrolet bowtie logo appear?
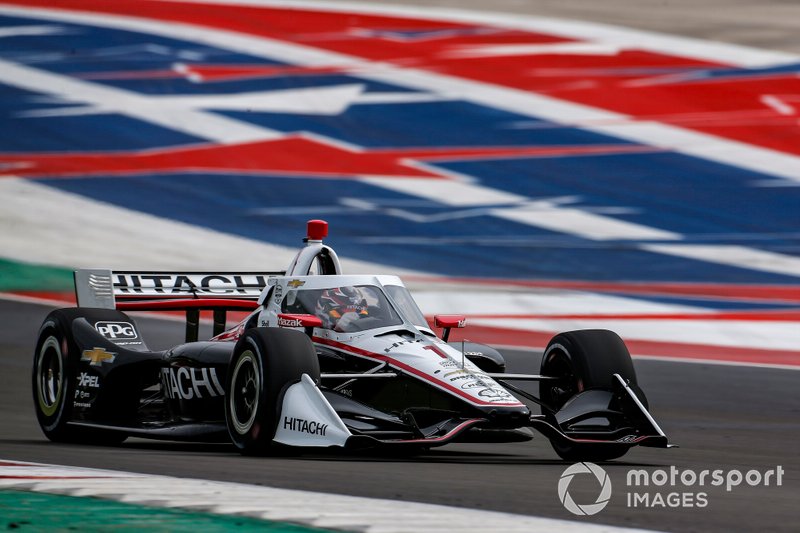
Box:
[287,279,305,288]
[81,347,116,366]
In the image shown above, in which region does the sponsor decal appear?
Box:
[277,314,321,328]
[81,347,116,366]
[160,367,225,400]
[447,374,475,382]
[283,416,328,436]
[439,359,460,368]
[77,372,100,388]
[277,316,303,327]
[287,279,305,288]
[95,321,137,340]
[463,351,483,357]
[114,274,268,296]
[73,389,94,403]
[478,387,513,400]
[455,378,514,401]
[273,282,283,304]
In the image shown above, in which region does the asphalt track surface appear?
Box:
[1,298,798,532]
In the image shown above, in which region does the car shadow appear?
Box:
[1,438,662,467]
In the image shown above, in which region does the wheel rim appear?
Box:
[37,336,63,417]
[542,345,580,411]
[229,350,260,434]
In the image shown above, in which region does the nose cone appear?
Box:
[475,403,532,428]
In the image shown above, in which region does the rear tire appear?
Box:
[32,309,127,445]
[540,329,637,462]
[225,328,320,455]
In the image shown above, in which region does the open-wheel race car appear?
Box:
[33,220,674,460]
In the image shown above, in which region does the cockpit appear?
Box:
[279,283,429,333]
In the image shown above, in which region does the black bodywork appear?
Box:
[62,310,526,444]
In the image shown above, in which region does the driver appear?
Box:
[315,286,369,331]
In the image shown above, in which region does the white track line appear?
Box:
[0,460,659,533]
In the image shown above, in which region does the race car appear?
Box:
[33,220,673,460]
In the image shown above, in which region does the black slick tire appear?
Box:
[540,329,638,462]
[225,327,319,455]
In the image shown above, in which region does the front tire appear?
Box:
[540,329,637,462]
[225,328,319,455]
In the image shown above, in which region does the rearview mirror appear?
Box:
[434,314,466,342]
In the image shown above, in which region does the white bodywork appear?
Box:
[258,274,525,411]
[272,374,352,447]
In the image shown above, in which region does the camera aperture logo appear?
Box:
[558,463,784,515]
[558,462,612,516]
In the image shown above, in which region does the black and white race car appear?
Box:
[33,220,673,460]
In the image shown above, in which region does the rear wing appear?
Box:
[74,269,284,341]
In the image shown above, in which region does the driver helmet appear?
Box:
[315,286,368,329]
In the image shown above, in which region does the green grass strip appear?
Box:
[0,490,337,532]
[0,258,74,292]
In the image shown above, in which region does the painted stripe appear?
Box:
[461,311,800,322]
[0,54,682,243]
[492,202,680,241]
[406,276,800,304]
[4,287,799,370]
[457,324,800,369]
[0,460,659,533]
[0,178,423,275]
[0,57,280,145]
[371,178,681,241]
[177,0,797,68]
[65,0,800,179]
[3,1,800,279]
[474,317,800,352]
[643,244,800,278]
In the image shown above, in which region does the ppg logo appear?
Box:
[95,321,137,339]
